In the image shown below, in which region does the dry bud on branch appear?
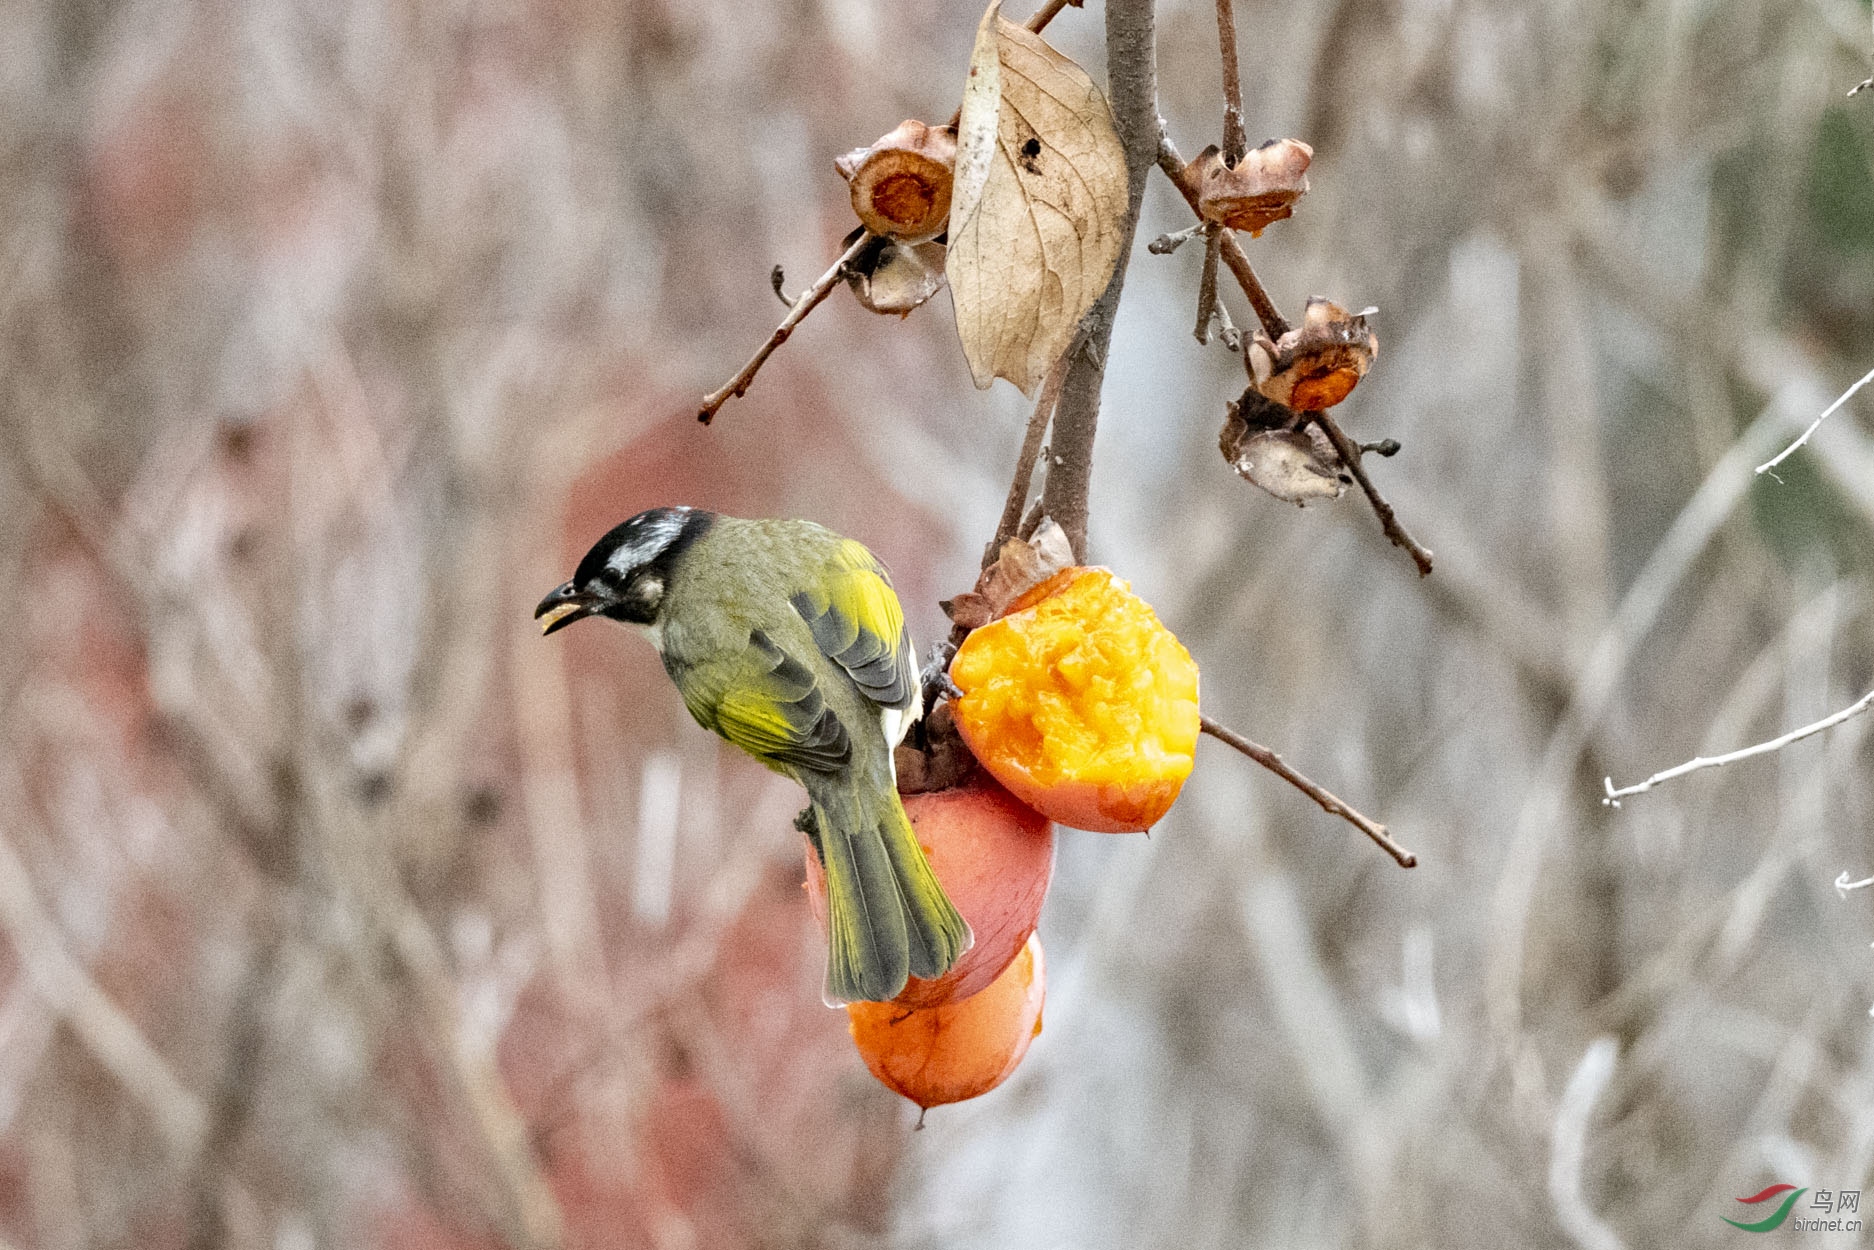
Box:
[836,120,959,242]
[1247,297,1377,411]
[1189,137,1312,236]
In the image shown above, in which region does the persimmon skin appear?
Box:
[949,567,1200,833]
[847,934,1045,1110]
[803,777,1054,1007]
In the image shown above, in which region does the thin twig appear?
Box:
[1214,0,1247,164]
[1754,362,1874,477]
[1603,686,1874,805]
[1200,715,1418,868]
[988,352,1071,566]
[1194,225,1222,345]
[1311,410,1435,577]
[698,231,871,424]
[769,264,793,306]
[1155,133,1289,338]
[1148,223,1205,255]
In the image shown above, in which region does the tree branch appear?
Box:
[698,231,872,424]
[1603,685,1874,805]
[1754,361,1874,478]
[1040,0,1158,561]
[1310,410,1436,576]
[1214,0,1247,164]
[1200,715,1418,868]
[1155,133,1288,338]
[988,352,1070,567]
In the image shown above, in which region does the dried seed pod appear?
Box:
[835,119,957,242]
[1188,138,1313,236]
[1219,395,1348,504]
[1249,297,1378,411]
[845,233,947,316]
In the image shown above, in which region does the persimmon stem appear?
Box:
[698,232,871,424]
[1154,132,1288,339]
[1199,715,1417,868]
[1310,410,1435,577]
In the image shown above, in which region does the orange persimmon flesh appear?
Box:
[950,567,1199,832]
[848,933,1045,1110]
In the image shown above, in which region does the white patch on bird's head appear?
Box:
[604,507,691,579]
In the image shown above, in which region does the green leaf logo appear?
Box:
[1723,1183,1806,1232]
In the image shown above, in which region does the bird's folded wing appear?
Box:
[789,540,916,713]
[676,630,851,774]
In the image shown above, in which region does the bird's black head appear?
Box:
[535,507,716,635]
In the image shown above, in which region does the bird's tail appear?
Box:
[805,782,970,1004]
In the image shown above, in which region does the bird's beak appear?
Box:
[535,581,602,636]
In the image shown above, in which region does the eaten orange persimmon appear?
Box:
[847,933,1044,1110]
[804,775,1054,1007]
[949,567,1199,832]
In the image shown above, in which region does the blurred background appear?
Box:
[4,0,1874,1245]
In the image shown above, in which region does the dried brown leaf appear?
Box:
[947,2,1129,396]
[971,517,1075,616]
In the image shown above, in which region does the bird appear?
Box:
[535,507,969,1003]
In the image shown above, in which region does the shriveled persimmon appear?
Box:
[803,774,1053,1007]
[949,567,1200,832]
[847,933,1045,1111]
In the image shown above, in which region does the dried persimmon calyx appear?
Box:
[835,119,958,242]
[1188,137,1313,236]
[844,232,948,316]
[1248,297,1378,411]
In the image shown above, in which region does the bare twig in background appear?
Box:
[1213,0,1248,164]
[1549,1038,1624,1250]
[0,796,208,1158]
[1310,410,1435,577]
[699,232,873,424]
[1604,687,1874,805]
[1155,133,1289,338]
[1200,716,1417,868]
[1754,362,1874,477]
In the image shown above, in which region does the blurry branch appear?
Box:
[185,930,282,1250]
[0,792,208,1158]
[1486,408,1789,1045]
[1754,362,1874,477]
[1309,410,1435,577]
[1549,1038,1624,1250]
[1213,0,1247,164]
[1603,687,1874,805]
[1200,716,1417,868]
[698,232,871,425]
[381,887,564,1250]
[1154,133,1287,338]
[1037,0,1157,560]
